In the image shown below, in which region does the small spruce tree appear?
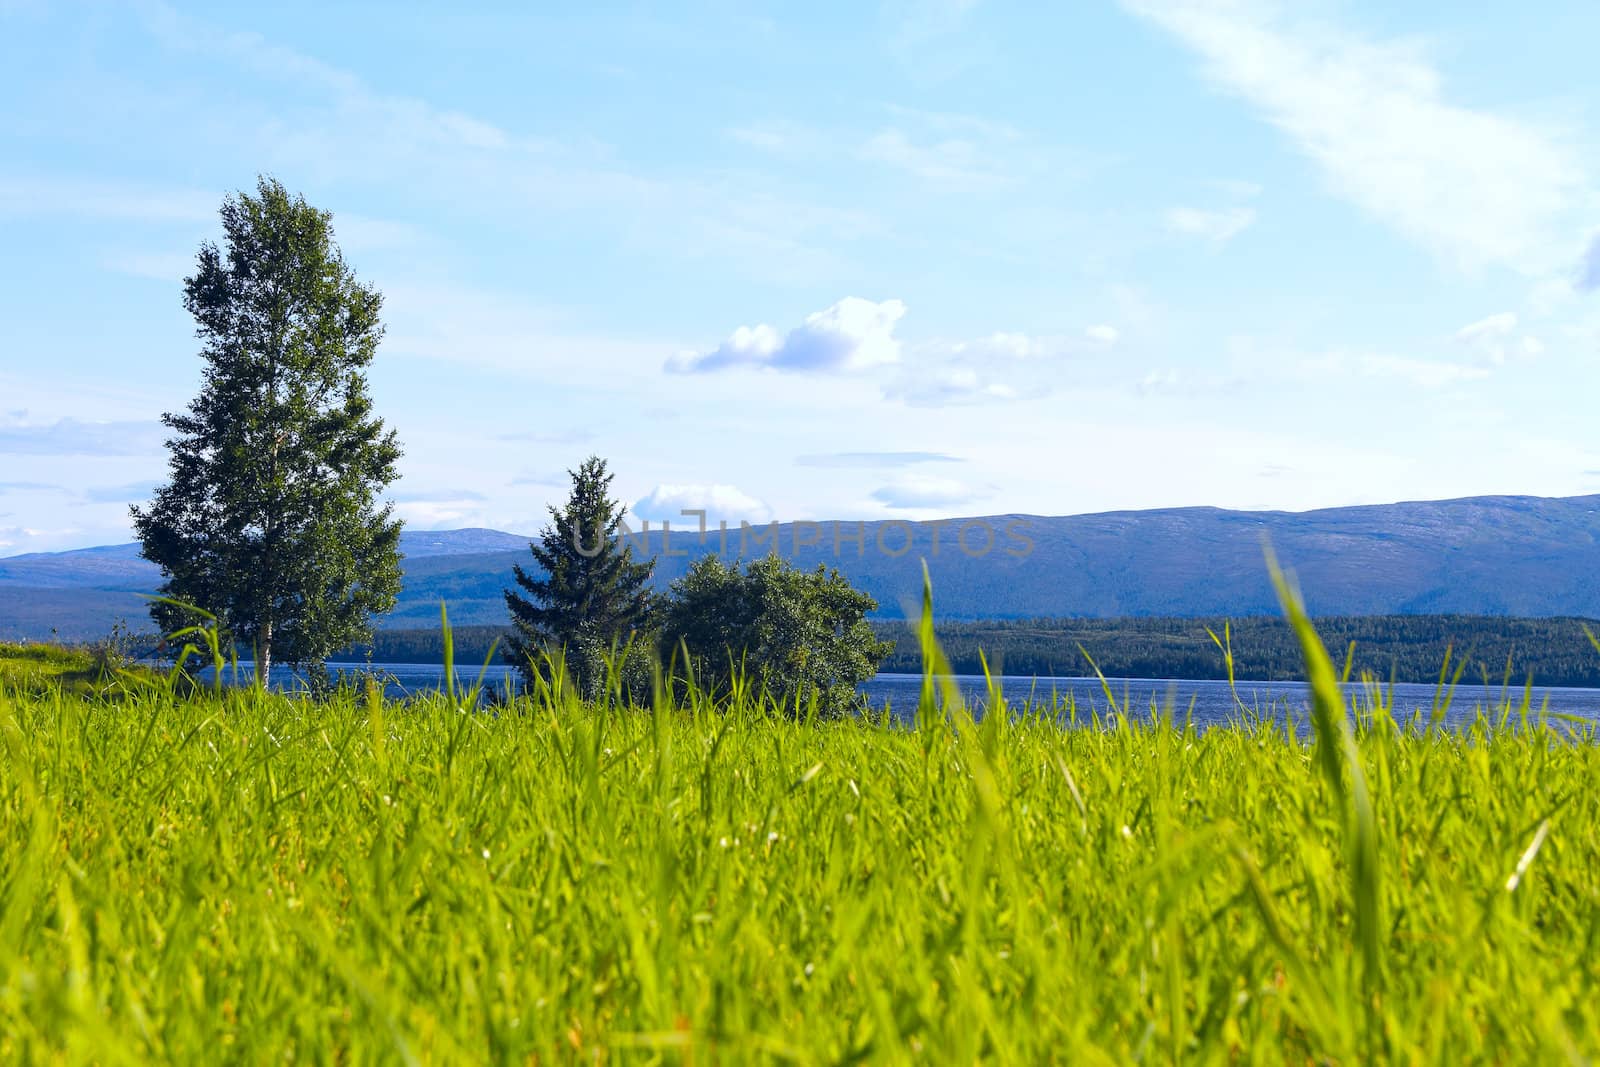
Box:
[503,456,655,697]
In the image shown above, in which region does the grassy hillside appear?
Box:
[0,641,164,696]
[2,619,1598,1060]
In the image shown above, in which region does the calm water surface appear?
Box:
[195,662,1600,732]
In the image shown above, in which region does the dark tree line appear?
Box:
[349,613,1600,689]
[872,615,1600,688]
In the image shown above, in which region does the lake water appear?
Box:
[192,662,1600,732]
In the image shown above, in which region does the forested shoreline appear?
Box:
[337,613,1600,687]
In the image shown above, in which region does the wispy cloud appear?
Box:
[1453,312,1543,365]
[99,249,194,282]
[82,481,161,504]
[497,428,596,445]
[1301,351,1491,390]
[1165,205,1255,243]
[390,488,487,504]
[884,366,1019,406]
[870,475,987,510]
[882,0,989,82]
[1577,233,1600,292]
[860,128,1013,189]
[115,4,875,288]
[796,451,963,468]
[0,417,164,456]
[508,471,571,487]
[0,175,215,223]
[134,2,513,157]
[1123,0,1590,273]
[726,120,826,157]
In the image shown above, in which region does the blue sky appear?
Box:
[3,0,1600,555]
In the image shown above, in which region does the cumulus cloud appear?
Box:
[1166,205,1256,243]
[1454,312,1542,365]
[870,475,985,510]
[1084,324,1120,345]
[1123,0,1588,273]
[669,298,907,374]
[632,484,773,524]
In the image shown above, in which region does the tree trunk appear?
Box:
[260,619,273,689]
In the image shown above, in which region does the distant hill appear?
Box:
[4,493,1600,641]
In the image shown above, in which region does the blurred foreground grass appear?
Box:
[2,597,1598,1063]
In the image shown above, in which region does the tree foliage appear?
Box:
[503,456,655,698]
[131,176,402,685]
[659,554,893,716]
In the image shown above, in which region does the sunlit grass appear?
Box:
[2,583,1599,1062]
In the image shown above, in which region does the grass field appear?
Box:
[3,587,1600,1063]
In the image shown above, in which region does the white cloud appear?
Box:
[796,451,963,468]
[390,488,487,504]
[949,326,1116,361]
[870,475,985,510]
[883,0,989,82]
[726,120,824,157]
[380,281,669,383]
[1165,205,1256,243]
[632,484,772,524]
[0,416,165,456]
[1356,355,1490,389]
[1455,311,1518,344]
[1303,351,1490,389]
[669,297,907,374]
[0,527,54,557]
[1124,0,1589,273]
[885,367,1018,406]
[1136,369,1184,394]
[955,332,1041,359]
[136,3,513,156]
[99,250,194,282]
[1454,312,1542,366]
[860,129,1012,189]
[393,500,483,529]
[0,175,215,223]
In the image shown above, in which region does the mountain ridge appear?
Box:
[4,493,1599,640]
